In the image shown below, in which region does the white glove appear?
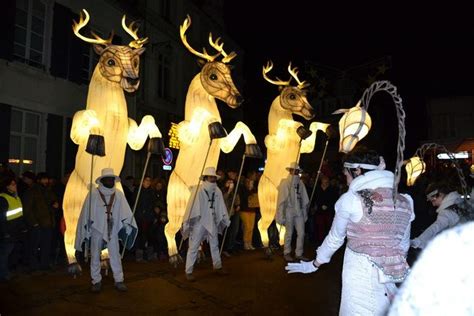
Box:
[321,205,328,211]
[410,238,421,249]
[285,260,319,274]
[125,224,133,235]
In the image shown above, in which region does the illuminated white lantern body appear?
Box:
[257,61,328,248]
[165,16,258,263]
[62,10,161,267]
[405,156,425,186]
[334,102,372,153]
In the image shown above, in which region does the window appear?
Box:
[14,0,46,68]
[159,0,171,21]
[79,41,100,84]
[79,28,102,84]
[435,114,456,139]
[9,109,41,175]
[157,46,174,101]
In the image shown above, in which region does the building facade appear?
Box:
[424,96,474,165]
[0,0,244,180]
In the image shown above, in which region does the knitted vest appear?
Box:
[347,187,412,282]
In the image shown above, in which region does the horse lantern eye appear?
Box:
[289,93,296,100]
[210,74,218,80]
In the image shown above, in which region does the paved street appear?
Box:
[0,246,343,315]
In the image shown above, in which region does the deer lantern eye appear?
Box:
[133,59,139,68]
[107,59,116,66]
[210,74,218,81]
[289,93,296,100]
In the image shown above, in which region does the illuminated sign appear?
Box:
[168,122,180,149]
[437,151,469,160]
[163,165,172,171]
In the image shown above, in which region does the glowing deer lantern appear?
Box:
[334,81,406,198]
[165,15,258,264]
[257,61,328,255]
[63,9,161,273]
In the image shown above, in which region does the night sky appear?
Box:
[221,2,474,165]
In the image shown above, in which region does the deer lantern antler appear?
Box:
[121,15,148,49]
[72,9,113,45]
[208,33,237,63]
[262,61,292,86]
[180,15,237,63]
[288,62,310,90]
[180,15,220,62]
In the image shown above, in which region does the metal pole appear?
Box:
[220,154,246,255]
[295,140,303,164]
[84,154,94,263]
[121,151,152,258]
[308,139,329,207]
[178,140,214,251]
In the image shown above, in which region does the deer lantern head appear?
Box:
[72,9,148,92]
[180,15,243,108]
[263,61,314,120]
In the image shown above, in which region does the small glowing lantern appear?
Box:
[333,81,406,199]
[405,156,425,186]
[334,101,372,153]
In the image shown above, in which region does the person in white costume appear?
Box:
[75,168,137,292]
[411,182,463,249]
[182,167,230,282]
[276,162,310,262]
[389,221,474,316]
[286,148,414,316]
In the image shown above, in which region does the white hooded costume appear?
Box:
[182,177,230,274]
[75,169,137,285]
[276,170,309,258]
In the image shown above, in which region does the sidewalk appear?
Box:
[0,247,343,315]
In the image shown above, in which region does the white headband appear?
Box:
[426,189,439,201]
[344,156,386,171]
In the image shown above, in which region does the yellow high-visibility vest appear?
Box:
[0,193,23,221]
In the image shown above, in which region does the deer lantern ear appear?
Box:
[197,59,207,68]
[93,44,106,55]
[134,47,146,56]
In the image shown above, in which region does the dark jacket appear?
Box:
[314,185,338,214]
[133,187,157,222]
[22,184,58,228]
[154,189,167,213]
